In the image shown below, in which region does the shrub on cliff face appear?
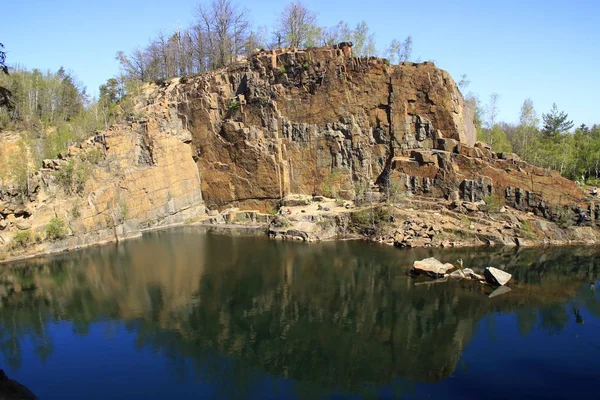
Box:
[55,159,91,195]
[9,230,32,250]
[481,194,505,213]
[45,217,67,241]
[554,208,574,229]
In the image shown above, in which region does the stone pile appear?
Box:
[411,257,513,295]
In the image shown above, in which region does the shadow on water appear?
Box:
[1,227,600,398]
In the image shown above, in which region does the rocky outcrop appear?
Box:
[0,42,598,258]
[0,108,205,257]
[138,45,475,211]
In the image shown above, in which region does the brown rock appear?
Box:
[412,257,455,277]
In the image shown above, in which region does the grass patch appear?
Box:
[520,220,537,239]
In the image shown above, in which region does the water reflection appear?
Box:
[1,228,600,398]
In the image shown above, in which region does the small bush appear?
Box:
[55,159,91,195]
[71,205,81,219]
[481,194,505,213]
[82,148,104,165]
[336,198,345,207]
[228,99,240,110]
[554,208,574,229]
[45,217,67,241]
[271,215,292,228]
[279,66,287,74]
[350,206,393,235]
[10,230,32,250]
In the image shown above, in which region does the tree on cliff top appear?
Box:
[196,0,250,69]
[275,1,320,48]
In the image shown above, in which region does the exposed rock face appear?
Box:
[0,107,205,255]
[0,43,597,257]
[141,46,475,210]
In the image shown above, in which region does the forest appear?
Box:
[0,0,598,197]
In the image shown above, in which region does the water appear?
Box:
[1,227,600,399]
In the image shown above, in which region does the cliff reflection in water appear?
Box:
[1,227,600,394]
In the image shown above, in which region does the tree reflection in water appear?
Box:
[1,227,600,397]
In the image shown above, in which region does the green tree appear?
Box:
[478,124,512,153]
[507,98,540,160]
[542,103,573,137]
[351,21,376,57]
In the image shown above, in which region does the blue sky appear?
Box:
[3,0,599,126]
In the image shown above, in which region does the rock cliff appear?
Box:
[0,43,597,257]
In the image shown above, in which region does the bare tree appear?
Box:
[386,36,412,64]
[275,1,320,48]
[320,21,351,46]
[116,48,149,82]
[486,92,500,129]
[196,0,250,69]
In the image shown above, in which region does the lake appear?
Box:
[1,227,600,399]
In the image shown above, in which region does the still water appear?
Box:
[1,227,600,399]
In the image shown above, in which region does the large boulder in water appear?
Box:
[484,267,512,286]
[412,257,455,277]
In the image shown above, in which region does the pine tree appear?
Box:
[542,103,573,137]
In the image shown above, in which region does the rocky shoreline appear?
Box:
[2,193,598,266]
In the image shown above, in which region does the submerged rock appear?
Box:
[484,267,512,286]
[412,257,455,277]
[489,286,512,298]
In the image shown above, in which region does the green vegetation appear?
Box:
[321,168,346,198]
[228,99,240,110]
[520,220,537,239]
[481,194,505,213]
[463,86,600,182]
[45,217,68,241]
[350,205,393,235]
[54,159,91,195]
[554,208,574,229]
[10,230,32,250]
[114,1,411,84]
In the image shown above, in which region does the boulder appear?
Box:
[412,257,454,277]
[435,138,459,152]
[16,221,31,231]
[484,267,512,286]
